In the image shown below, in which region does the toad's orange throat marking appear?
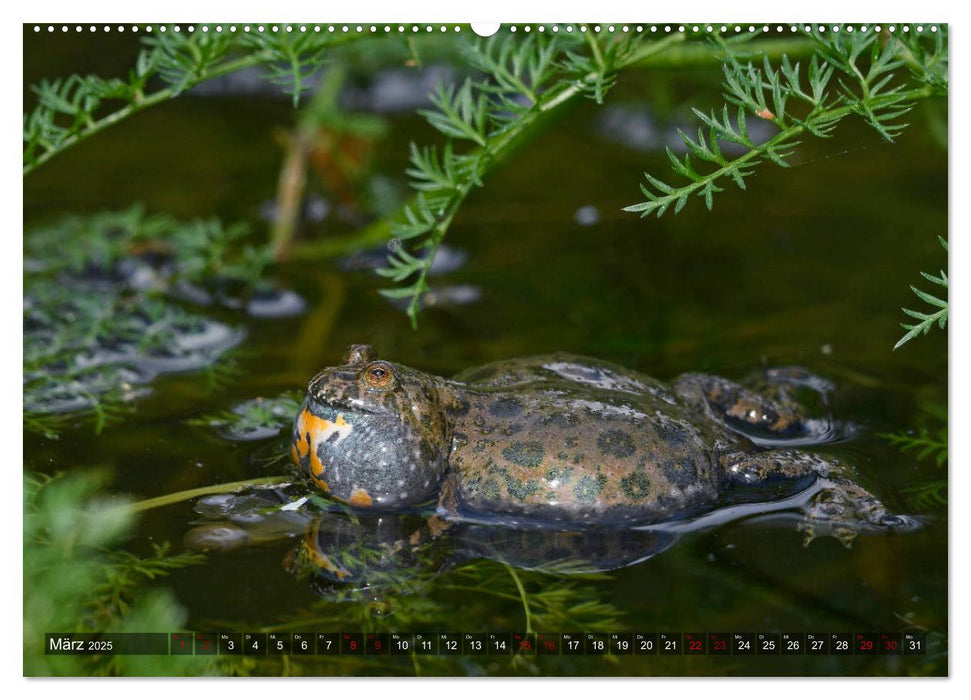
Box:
[348,488,373,507]
[294,409,352,492]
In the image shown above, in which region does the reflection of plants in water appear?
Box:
[893,236,948,350]
[188,392,302,441]
[176,496,626,676]
[24,281,239,438]
[442,561,624,633]
[23,207,279,438]
[880,403,947,510]
[24,472,207,675]
[283,548,624,635]
[26,204,271,289]
[195,551,624,676]
[264,497,628,636]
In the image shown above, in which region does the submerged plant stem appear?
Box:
[128,476,291,513]
[503,561,534,635]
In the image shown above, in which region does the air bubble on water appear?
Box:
[573,205,601,226]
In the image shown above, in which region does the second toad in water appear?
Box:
[290,344,904,533]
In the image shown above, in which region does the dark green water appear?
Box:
[23,28,947,676]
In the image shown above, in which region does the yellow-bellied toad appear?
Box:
[290,344,903,532]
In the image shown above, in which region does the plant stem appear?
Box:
[24,32,370,177]
[291,33,691,266]
[503,561,533,635]
[127,475,291,513]
[625,36,821,69]
[294,33,694,322]
[25,54,266,176]
[397,33,689,323]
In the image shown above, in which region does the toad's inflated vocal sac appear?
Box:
[290,344,906,532]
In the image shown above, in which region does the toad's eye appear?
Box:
[363,362,396,390]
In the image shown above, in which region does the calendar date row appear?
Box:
[171,631,926,656]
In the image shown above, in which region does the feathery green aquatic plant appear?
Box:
[894,236,948,350]
[882,425,947,468]
[23,277,242,438]
[25,25,947,329]
[23,25,373,175]
[625,26,947,218]
[378,30,687,326]
[373,25,945,325]
[879,402,947,510]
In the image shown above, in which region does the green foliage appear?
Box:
[882,425,948,467]
[880,402,947,510]
[23,206,275,438]
[880,400,947,459]
[900,480,947,510]
[894,236,948,349]
[90,542,206,632]
[26,206,164,275]
[24,25,363,174]
[174,219,273,290]
[237,29,335,108]
[379,30,683,325]
[24,472,206,675]
[447,560,624,633]
[25,284,170,434]
[200,355,244,395]
[142,28,235,95]
[298,61,387,137]
[625,26,948,218]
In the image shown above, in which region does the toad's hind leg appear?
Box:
[721,449,912,545]
[675,373,812,440]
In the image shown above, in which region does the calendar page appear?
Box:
[22,18,948,678]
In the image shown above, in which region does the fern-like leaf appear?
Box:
[627,25,946,218]
[894,237,948,349]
